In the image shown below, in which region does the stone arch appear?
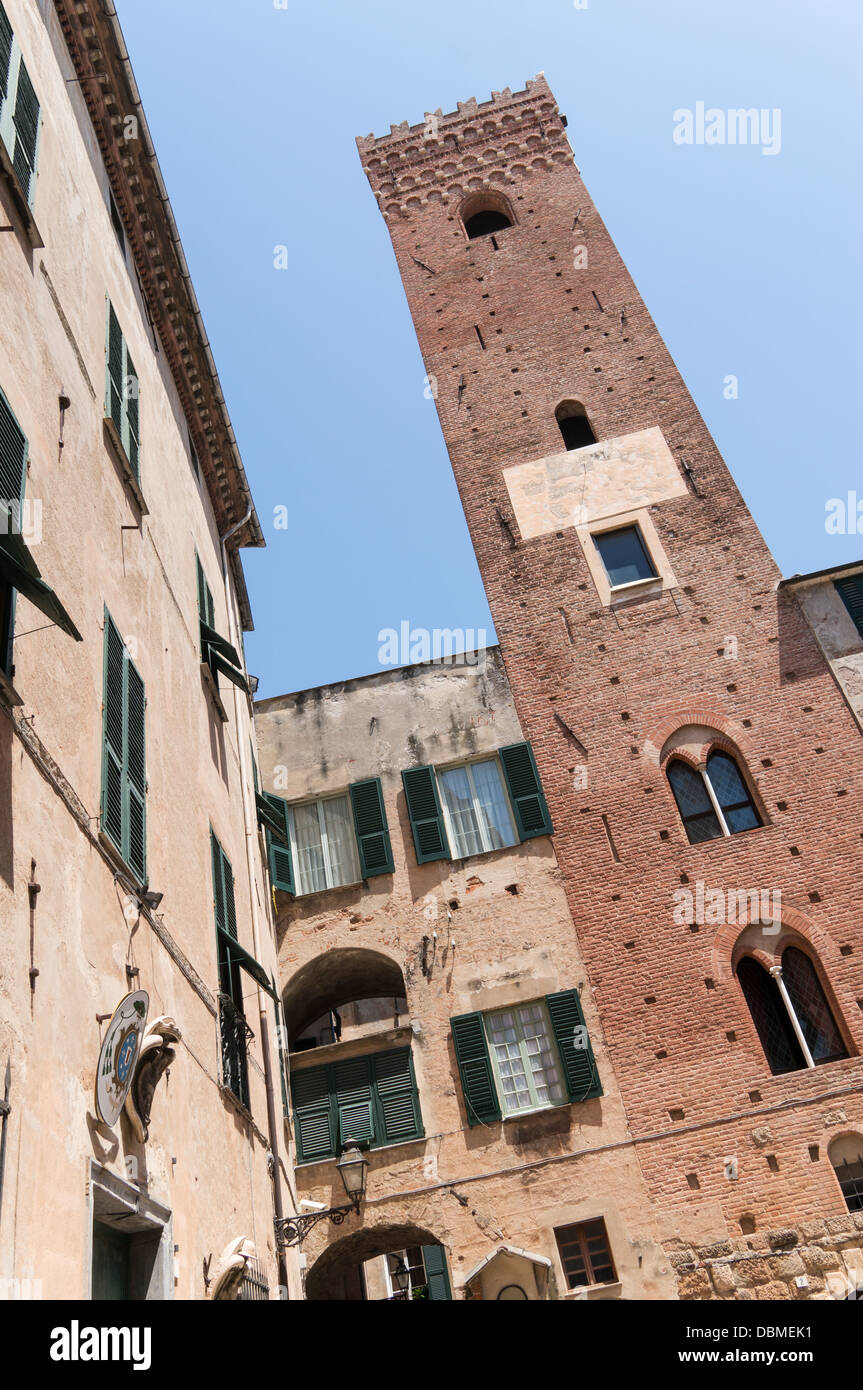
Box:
[305,1222,450,1301]
[282,946,407,1047]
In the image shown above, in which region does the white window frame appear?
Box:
[287,792,360,895]
[382,1246,428,1299]
[485,999,567,1119]
[436,755,518,860]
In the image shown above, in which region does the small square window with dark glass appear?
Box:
[593,525,657,589]
[555,1218,617,1290]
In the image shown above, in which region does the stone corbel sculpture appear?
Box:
[208,1237,256,1300]
[124,1015,181,1142]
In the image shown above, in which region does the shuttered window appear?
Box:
[263,779,394,897]
[195,549,250,695]
[291,1046,423,1163]
[0,386,81,669]
[451,989,601,1126]
[835,574,863,640]
[403,743,551,865]
[101,611,146,882]
[104,301,140,479]
[0,4,42,209]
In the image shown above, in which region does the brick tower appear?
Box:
[358,76,863,1292]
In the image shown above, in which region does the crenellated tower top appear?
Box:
[356,73,573,221]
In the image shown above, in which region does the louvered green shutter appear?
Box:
[545,989,602,1102]
[450,1013,501,1125]
[101,616,125,855]
[210,831,238,940]
[422,1244,452,1301]
[11,54,39,207]
[106,303,124,437]
[373,1047,423,1144]
[292,1064,336,1162]
[105,302,140,478]
[263,791,294,894]
[402,765,449,863]
[350,777,394,877]
[125,658,146,883]
[334,1055,374,1148]
[0,385,26,510]
[499,742,553,840]
[101,613,146,882]
[0,6,12,104]
[835,575,863,641]
[195,552,215,632]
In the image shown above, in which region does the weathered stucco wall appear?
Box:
[0,0,288,1299]
[789,572,863,732]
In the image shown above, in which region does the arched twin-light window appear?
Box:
[667,750,761,845]
[737,946,847,1076]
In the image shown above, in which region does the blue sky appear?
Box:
[115,0,863,697]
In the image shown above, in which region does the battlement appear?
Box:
[356,73,573,221]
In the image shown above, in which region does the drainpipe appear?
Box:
[218,517,288,1291]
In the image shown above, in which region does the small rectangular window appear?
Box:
[289,794,361,895]
[437,757,518,858]
[555,1218,617,1290]
[486,1000,566,1116]
[593,524,657,589]
[0,5,42,211]
[834,574,863,641]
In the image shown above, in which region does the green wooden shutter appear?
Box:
[106,303,124,437]
[101,615,125,854]
[835,575,863,641]
[292,1064,336,1163]
[0,385,27,509]
[101,613,146,881]
[11,54,39,206]
[545,989,602,1102]
[0,6,12,105]
[422,1244,452,1301]
[402,765,449,863]
[499,742,553,840]
[334,1055,374,1148]
[124,347,140,479]
[210,832,237,940]
[450,1013,501,1126]
[195,552,215,631]
[372,1047,423,1144]
[125,657,146,883]
[350,777,394,877]
[263,791,294,894]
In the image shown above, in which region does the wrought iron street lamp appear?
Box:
[390,1257,410,1300]
[274,1139,368,1249]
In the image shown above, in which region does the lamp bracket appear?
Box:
[274,1201,357,1249]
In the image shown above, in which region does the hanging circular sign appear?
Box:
[95,990,149,1128]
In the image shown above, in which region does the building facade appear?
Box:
[0,0,294,1301]
[342,76,863,1299]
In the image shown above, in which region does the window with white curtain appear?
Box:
[288,794,361,895]
[437,757,518,859]
[486,1001,567,1115]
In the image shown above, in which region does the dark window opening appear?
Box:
[782,946,847,1064]
[834,574,863,640]
[555,1218,616,1290]
[593,525,656,589]
[0,578,14,678]
[705,750,761,834]
[555,401,596,451]
[737,956,805,1076]
[464,208,512,239]
[667,759,723,844]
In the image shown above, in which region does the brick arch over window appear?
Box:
[828,1133,863,1213]
[733,940,848,1075]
